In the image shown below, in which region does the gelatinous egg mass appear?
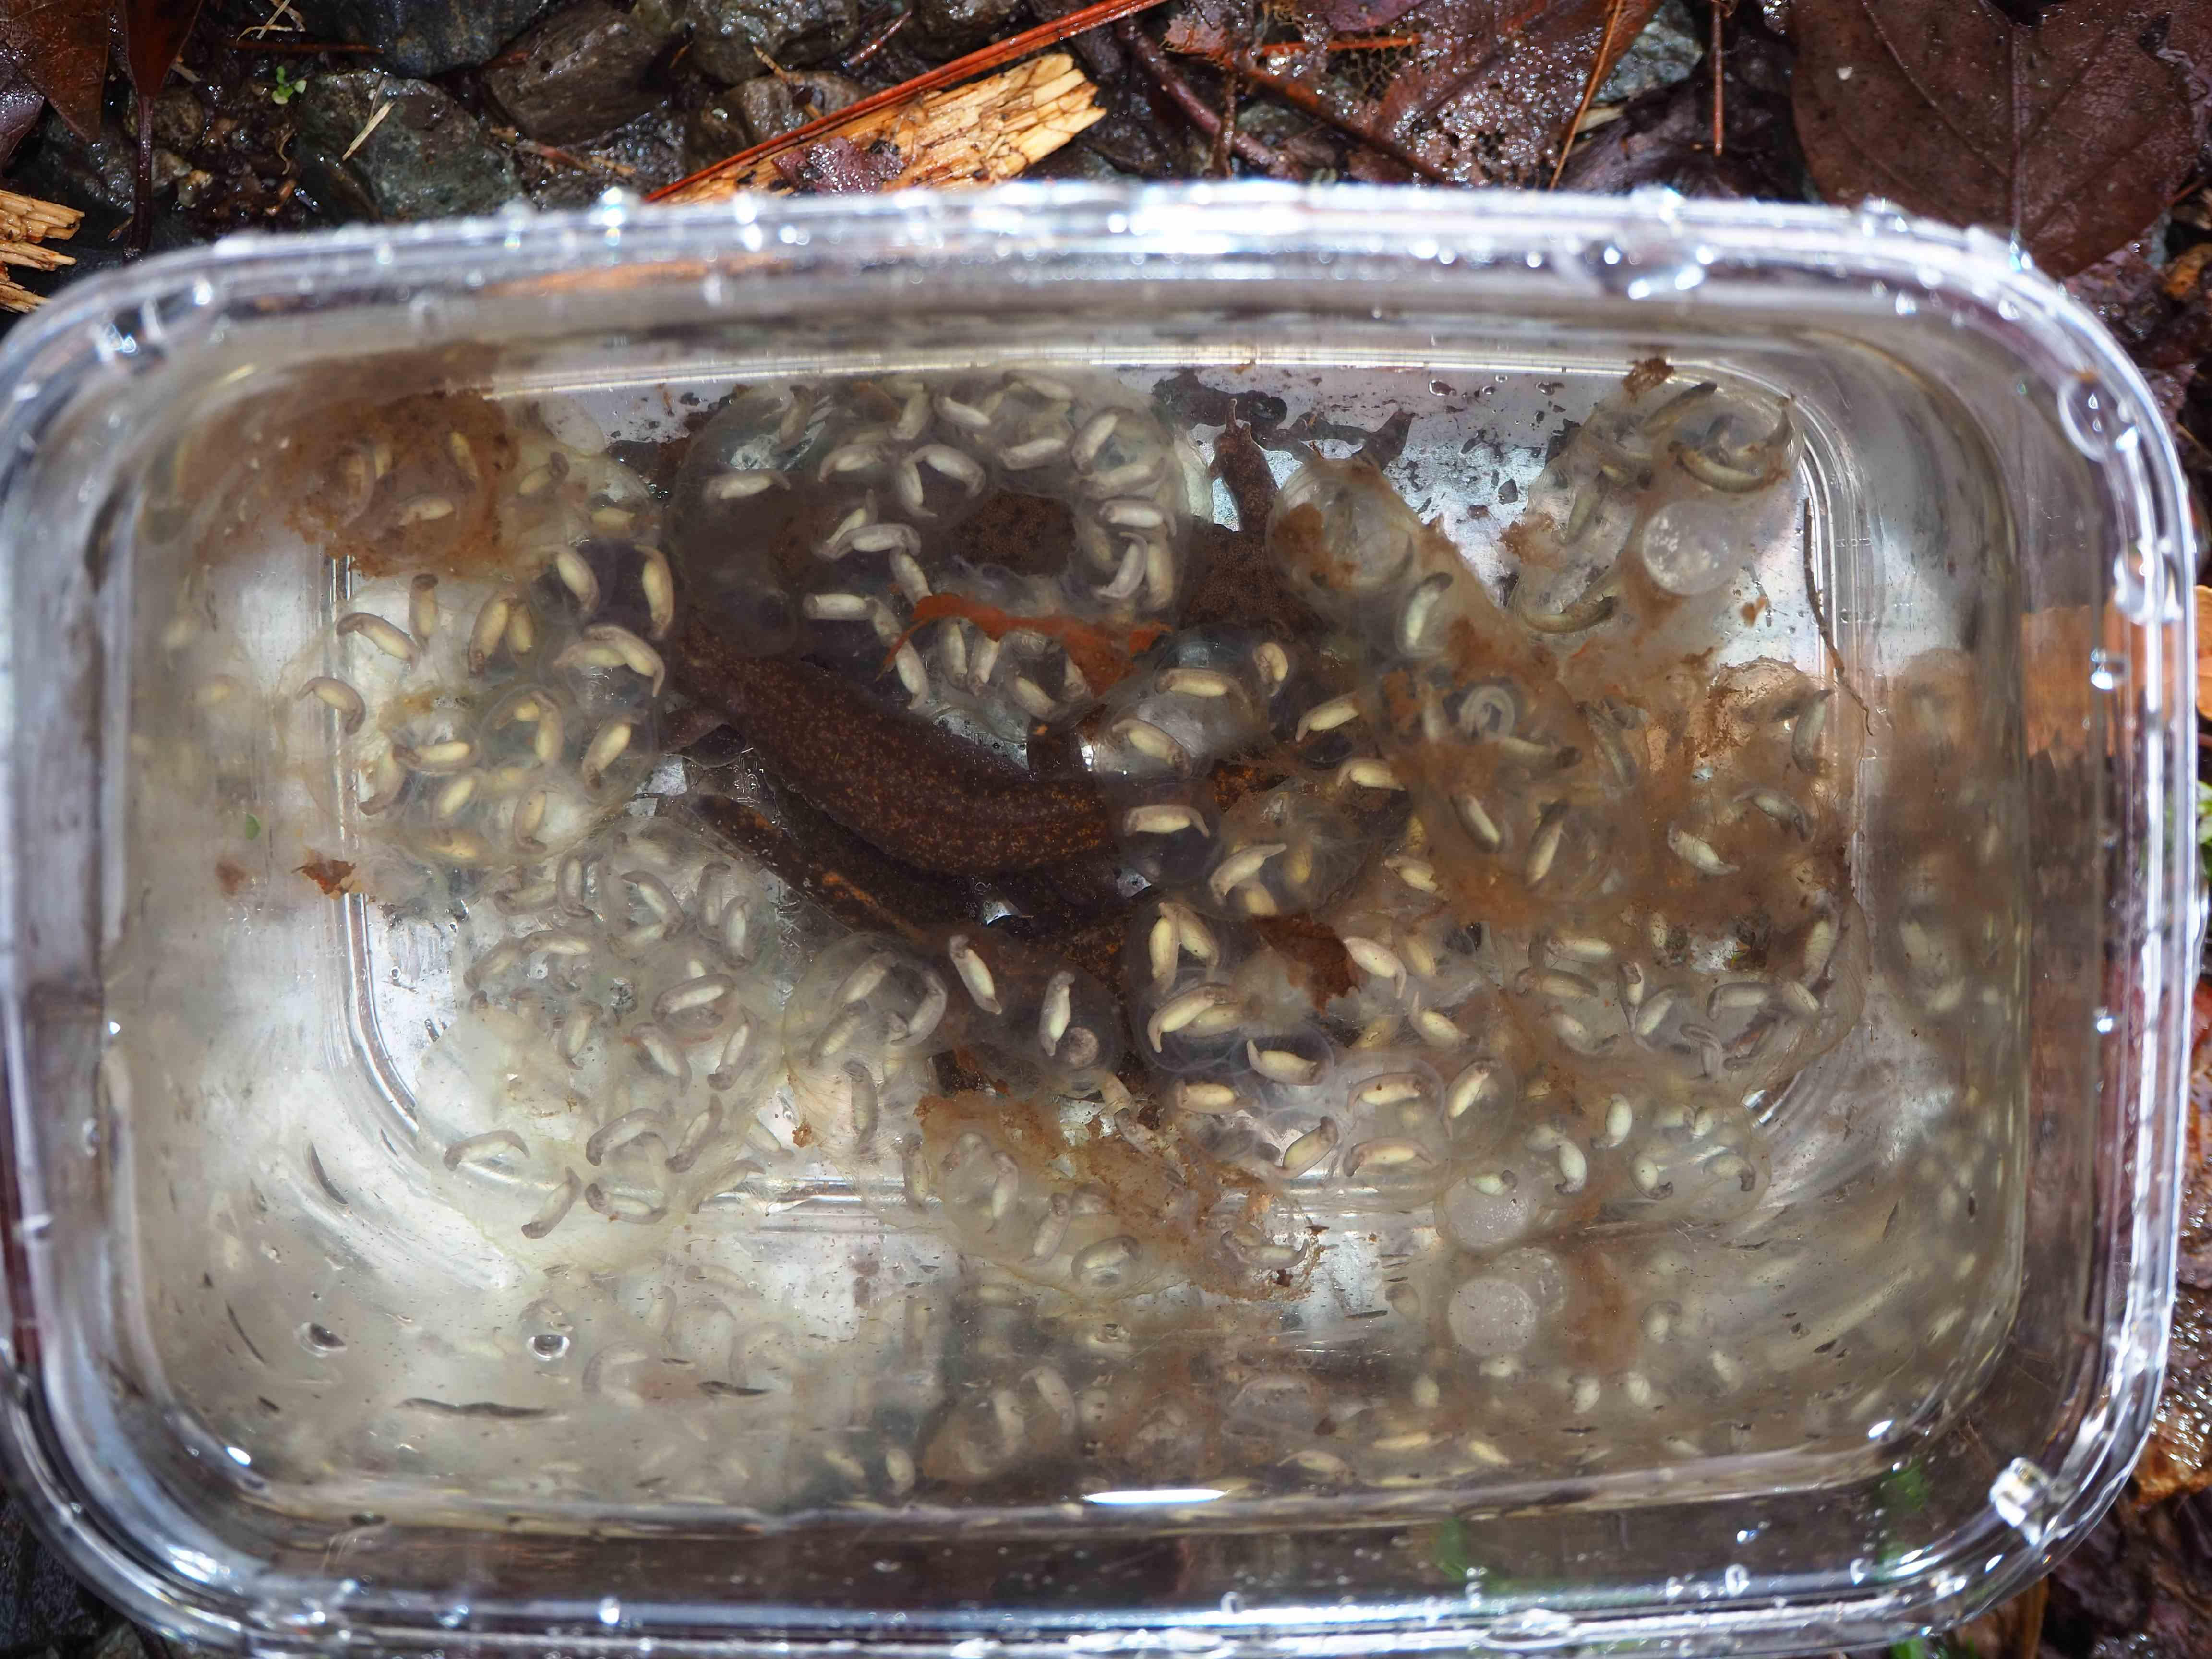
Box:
[132,363,2020,1516]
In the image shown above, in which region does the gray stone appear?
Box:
[296,72,520,222]
[292,0,553,75]
[150,86,204,151]
[1598,0,1703,105]
[688,0,860,84]
[733,70,862,145]
[911,0,1023,57]
[485,0,686,146]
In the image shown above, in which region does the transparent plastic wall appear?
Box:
[0,189,2190,1658]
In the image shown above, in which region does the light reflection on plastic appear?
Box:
[1082,1487,1225,1507]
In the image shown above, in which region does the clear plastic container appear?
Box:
[0,185,2192,1656]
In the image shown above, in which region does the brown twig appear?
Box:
[842,9,911,72]
[1548,0,1629,190]
[1803,499,1867,713]
[649,0,1170,202]
[502,132,639,177]
[1217,52,1452,183]
[1120,22,1285,177]
[1212,56,1238,177]
[1710,0,1730,155]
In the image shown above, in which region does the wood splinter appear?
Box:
[657,52,1105,204]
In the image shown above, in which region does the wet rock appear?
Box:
[689,0,861,84]
[9,108,136,215]
[485,0,687,146]
[733,71,863,145]
[296,72,520,221]
[1597,0,1702,103]
[291,0,553,75]
[151,86,205,152]
[911,0,1025,56]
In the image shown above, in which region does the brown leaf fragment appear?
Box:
[1623,353,1672,397]
[297,855,357,895]
[1791,0,2212,278]
[1250,912,1358,1005]
[1162,0,1242,55]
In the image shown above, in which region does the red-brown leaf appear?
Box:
[1370,0,1663,184]
[118,0,201,97]
[116,0,203,251]
[1791,0,2212,278]
[0,0,112,140]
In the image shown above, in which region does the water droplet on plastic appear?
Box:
[1722,1563,1751,1595]
[1848,1557,1873,1584]
[1219,1591,1244,1614]
[530,1331,571,1361]
[1463,1603,1555,1646]
[438,1605,470,1630]
[598,1597,623,1627]
[2059,375,2121,457]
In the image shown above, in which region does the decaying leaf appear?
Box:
[120,0,207,249]
[1294,0,1425,28]
[1792,0,2212,278]
[1364,0,1663,183]
[118,0,198,97]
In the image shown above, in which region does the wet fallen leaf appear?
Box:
[120,0,207,249]
[1791,0,2212,278]
[1358,0,1662,184]
[0,50,45,167]
[0,0,110,139]
[118,0,197,96]
[1295,0,1425,27]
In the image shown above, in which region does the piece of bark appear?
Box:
[657,51,1104,201]
[0,185,79,312]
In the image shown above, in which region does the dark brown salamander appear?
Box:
[683,793,974,940]
[685,781,1130,983]
[670,623,1115,875]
